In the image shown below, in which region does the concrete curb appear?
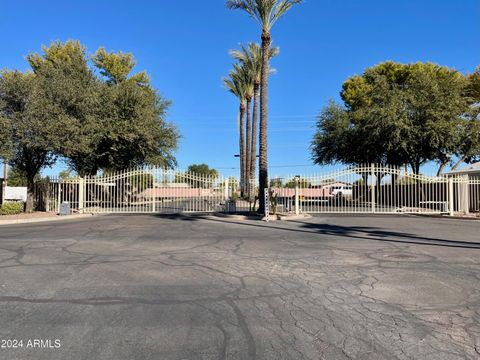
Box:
[277,213,312,221]
[0,213,96,226]
[213,212,312,222]
[407,213,480,221]
[213,212,266,221]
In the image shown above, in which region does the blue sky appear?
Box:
[1,0,478,177]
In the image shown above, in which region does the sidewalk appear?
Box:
[0,212,95,225]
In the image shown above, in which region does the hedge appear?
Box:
[0,202,25,215]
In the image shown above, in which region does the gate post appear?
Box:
[371,164,376,213]
[264,188,270,222]
[78,177,85,214]
[57,179,61,214]
[294,176,300,215]
[224,178,229,200]
[152,170,156,213]
[44,180,50,212]
[462,175,469,215]
[448,177,454,216]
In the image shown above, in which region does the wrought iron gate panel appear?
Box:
[80,168,229,214]
[270,165,451,214]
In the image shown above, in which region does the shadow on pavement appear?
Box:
[149,214,480,249]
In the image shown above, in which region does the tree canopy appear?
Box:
[226,0,303,32]
[186,164,219,178]
[25,41,179,176]
[0,40,179,210]
[312,61,477,174]
[0,70,57,210]
[173,164,219,189]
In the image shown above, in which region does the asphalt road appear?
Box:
[0,214,479,359]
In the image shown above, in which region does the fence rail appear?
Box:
[31,165,480,216]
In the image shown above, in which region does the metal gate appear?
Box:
[35,168,237,214]
[271,165,477,215]
[34,165,479,215]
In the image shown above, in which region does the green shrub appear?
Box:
[0,202,25,215]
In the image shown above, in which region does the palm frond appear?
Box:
[226,0,303,30]
[271,0,303,27]
[229,42,280,83]
[223,65,249,103]
[226,0,263,27]
[232,63,254,98]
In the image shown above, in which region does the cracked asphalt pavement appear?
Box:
[0,214,479,359]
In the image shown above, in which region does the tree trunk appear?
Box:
[245,97,252,199]
[239,103,246,197]
[258,29,271,214]
[25,174,35,213]
[436,161,449,177]
[410,161,421,175]
[413,161,423,204]
[250,82,260,201]
[451,156,466,171]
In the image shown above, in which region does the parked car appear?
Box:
[330,185,353,198]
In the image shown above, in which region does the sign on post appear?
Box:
[264,188,270,222]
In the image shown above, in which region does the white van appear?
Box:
[330,185,352,197]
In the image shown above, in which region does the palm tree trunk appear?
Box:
[250,83,259,201]
[239,103,246,197]
[245,97,252,199]
[258,29,271,214]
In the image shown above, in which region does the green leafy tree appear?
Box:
[0,70,57,211]
[227,0,303,213]
[174,164,219,189]
[92,47,149,85]
[312,62,471,174]
[450,104,480,171]
[186,164,219,178]
[285,178,311,188]
[128,172,154,193]
[0,116,12,160]
[311,101,357,165]
[467,66,480,100]
[91,48,179,174]
[1,40,180,211]
[6,167,28,187]
[27,40,101,176]
[450,66,480,170]
[269,177,283,187]
[27,41,179,176]
[58,170,73,180]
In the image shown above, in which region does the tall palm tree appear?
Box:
[242,67,254,199]
[227,0,303,213]
[223,65,249,196]
[230,43,279,200]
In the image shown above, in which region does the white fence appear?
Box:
[33,165,480,216]
[271,165,479,215]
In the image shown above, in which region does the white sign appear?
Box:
[5,187,27,202]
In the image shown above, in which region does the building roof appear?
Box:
[446,162,480,175]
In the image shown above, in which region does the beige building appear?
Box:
[446,162,480,179]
